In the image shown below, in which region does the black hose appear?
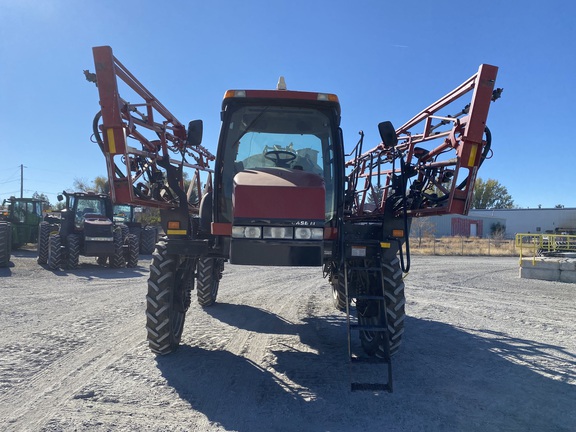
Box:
[398,154,411,273]
[427,126,493,205]
[92,111,126,180]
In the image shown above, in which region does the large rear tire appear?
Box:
[146,239,194,355]
[48,234,63,270]
[196,257,224,307]
[357,256,406,357]
[66,234,80,269]
[110,228,125,268]
[0,222,11,268]
[140,226,157,254]
[124,233,139,268]
[37,222,52,264]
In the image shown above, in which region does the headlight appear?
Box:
[232,225,323,240]
[294,227,324,240]
[232,226,262,239]
[263,227,293,239]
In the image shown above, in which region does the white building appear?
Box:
[412,208,576,239]
[469,208,576,236]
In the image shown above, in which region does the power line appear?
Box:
[0,167,20,184]
[0,179,19,185]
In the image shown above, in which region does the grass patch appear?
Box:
[409,236,517,256]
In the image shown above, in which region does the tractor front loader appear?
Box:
[88,45,501,391]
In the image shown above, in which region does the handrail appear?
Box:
[515,233,576,264]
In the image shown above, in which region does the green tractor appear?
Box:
[37,191,139,269]
[0,197,44,267]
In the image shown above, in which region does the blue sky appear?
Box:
[1,0,574,209]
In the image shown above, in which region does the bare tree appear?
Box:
[411,217,436,247]
[72,176,109,194]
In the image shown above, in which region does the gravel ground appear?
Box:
[0,250,574,432]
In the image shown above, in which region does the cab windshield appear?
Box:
[70,196,107,229]
[220,104,337,222]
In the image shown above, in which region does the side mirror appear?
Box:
[187,120,203,147]
[378,121,398,148]
[57,194,64,202]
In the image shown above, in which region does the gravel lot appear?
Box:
[0,250,574,431]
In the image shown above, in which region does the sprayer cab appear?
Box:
[211,84,345,266]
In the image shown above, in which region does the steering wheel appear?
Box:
[264,150,297,167]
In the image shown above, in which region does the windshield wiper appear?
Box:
[233,107,270,144]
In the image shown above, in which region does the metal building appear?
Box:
[469,208,576,237]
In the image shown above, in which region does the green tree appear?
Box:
[472,178,514,209]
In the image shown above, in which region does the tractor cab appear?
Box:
[56,191,114,240]
[113,204,135,224]
[1,197,44,247]
[211,81,345,266]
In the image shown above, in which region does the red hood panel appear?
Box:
[233,168,325,220]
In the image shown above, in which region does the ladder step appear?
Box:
[350,324,388,332]
[355,294,386,301]
[351,382,392,392]
[347,266,382,272]
[350,356,388,364]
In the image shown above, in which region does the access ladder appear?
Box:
[343,238,393,392]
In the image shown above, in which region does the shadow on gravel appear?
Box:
[156,309,576,432]
[11,249,37,258]
[204,303,297,335]
[0,265,13,276]
[0,249,34,275]
[36,262,148,280]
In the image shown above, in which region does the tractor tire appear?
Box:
[48,234,63,270]
[146,239,195,354]
[140,226,157,255]
[196,257,224,307]
[357,256,406,357]
[125,233,139,268]
[37,222,53,264]
[331,273,348,311]
[120,224,130,241]
[67,234,80,269]
[110,228,126,268]
[0,222,11,268]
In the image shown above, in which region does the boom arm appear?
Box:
[89,45,215,212]
[345,64,501,220]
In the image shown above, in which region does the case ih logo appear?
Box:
[294,221,317,226]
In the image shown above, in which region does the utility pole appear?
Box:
[20,164,26,198]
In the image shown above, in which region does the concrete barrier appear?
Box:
[520,256,576,283]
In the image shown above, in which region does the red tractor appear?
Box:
[38,191,139,270]
[88,46,501,390]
